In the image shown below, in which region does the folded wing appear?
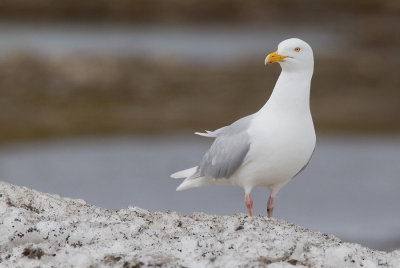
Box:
[194,115,254,179]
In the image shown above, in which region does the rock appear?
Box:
[0,181,399,267]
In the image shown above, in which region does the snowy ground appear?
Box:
[0,181,399,267]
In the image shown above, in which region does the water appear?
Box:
[0,23,345,63]
[0,135,399,251]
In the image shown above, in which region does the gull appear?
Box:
[171,38,316,218]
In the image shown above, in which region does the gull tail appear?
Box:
[171,166,212,191]
[176,176,210,191]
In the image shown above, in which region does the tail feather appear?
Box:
[172,166,227,191]
[171,166,210,191]
[176,176,230,191]
[176,177,209,191]
[170,166,198,179]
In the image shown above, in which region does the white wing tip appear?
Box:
[170,166,198,179]
[170,172,183,179]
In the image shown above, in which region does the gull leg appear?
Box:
[244,194,254,216]
[267,195,274,218]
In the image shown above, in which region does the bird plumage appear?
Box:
[171,38,316,217]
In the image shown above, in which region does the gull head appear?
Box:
[265,38,314,73]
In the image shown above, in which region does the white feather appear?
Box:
[194,131,215,137]
[170,166,197,179]
[172,38,316,200]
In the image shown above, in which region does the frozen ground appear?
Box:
[0,181,399,267]
[1,136,400,251]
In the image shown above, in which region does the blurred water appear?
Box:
[0,135,399,251]
[0,23,345,63]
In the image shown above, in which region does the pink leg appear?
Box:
[245,194,254,216]
[267,195,274,218]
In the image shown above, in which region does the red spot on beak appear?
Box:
[268,61,272,64]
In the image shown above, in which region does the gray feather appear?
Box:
[193,115,253,179]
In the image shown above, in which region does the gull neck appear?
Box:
[260,68,313,115]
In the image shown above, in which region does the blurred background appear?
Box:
[0,0,399,251]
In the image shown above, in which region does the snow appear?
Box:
[0,181,399,267]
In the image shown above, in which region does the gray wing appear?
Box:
[194,115,253,179]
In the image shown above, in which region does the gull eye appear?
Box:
[294,47,301,52]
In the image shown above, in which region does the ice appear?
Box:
[0,181,399,267]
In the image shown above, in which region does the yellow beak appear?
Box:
[265,51,289,65]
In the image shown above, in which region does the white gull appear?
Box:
[171,38,316,218]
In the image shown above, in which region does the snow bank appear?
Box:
[0,181,399,267]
